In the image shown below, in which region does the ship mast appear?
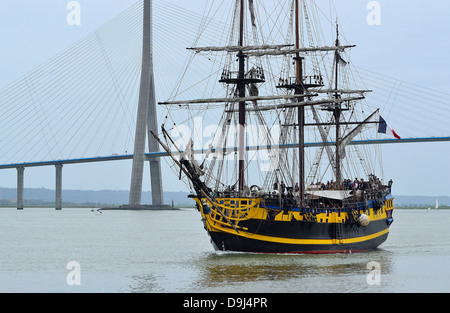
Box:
[334,23,342,184]
[294,0,305,203]
[237,0,246,194]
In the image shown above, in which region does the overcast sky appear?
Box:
[0,0,449,198]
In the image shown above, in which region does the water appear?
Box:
[0,208,449,293]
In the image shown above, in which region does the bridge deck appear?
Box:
[0,137,448,170]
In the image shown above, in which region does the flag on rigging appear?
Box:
[378,116,401,139]
[337,52,348,66]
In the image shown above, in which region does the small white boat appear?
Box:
[427,198,438,211]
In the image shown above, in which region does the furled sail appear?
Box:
[181,138,205,176]
[338,110,379,160]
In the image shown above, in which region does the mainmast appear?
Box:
[294,0,305,203]
[276,0,325,204]
[334,23,342,184]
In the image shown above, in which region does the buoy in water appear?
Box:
[358,214,370,227]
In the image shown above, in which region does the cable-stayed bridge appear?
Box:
[1,0,449,210]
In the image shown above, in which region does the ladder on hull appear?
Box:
[335,222,344,245]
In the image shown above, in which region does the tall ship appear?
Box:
[153,0,395,253]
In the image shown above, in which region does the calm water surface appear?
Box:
[0,208,449,293]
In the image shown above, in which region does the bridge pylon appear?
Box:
[126,0,169,210]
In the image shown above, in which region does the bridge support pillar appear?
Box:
[148,158,163,205]
[55,164,63,210]
[146,0,163,207]
[17,167,24,210]
[129,0,151,206]
[128,0,165,209]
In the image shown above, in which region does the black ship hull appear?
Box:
[208,219,390,254]
[199,196,394,254]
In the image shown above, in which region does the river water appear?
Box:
[0,208,449,293]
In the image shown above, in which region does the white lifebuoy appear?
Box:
[358,214,370,227]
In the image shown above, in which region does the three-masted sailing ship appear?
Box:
[154,0,395,253]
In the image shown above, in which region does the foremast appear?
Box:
[237,0,246,194]
[218,0,266,195]
[294,0,306,203]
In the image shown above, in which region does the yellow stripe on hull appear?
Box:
[207,220,389,246]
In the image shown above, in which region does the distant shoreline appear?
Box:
[0,204,446,210]
[1,187,448,209]
[0,204,195,209]
[395,206,449,210]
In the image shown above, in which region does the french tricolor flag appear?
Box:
[378,116,401,139]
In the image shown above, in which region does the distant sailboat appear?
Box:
[91,208,103,215]
[427,198,438,211]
